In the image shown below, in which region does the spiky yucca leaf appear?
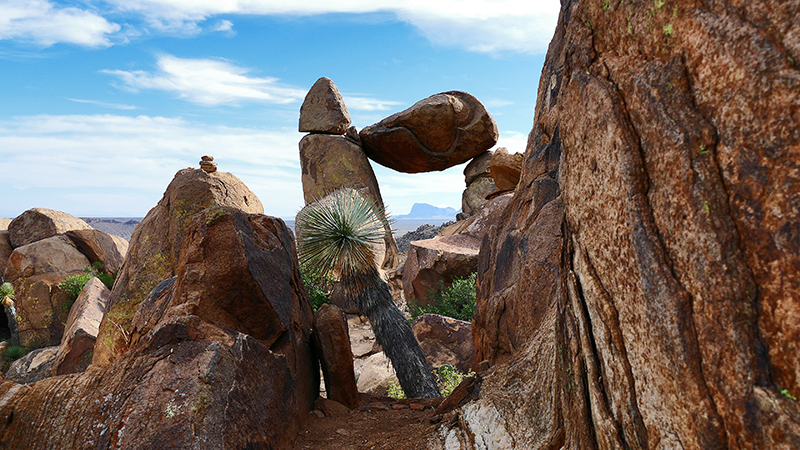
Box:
[0,283,13,300]
[296,189,387,283]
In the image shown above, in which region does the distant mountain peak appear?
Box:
[396,203,458,220]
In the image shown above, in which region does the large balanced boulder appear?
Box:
[51,277,110,376]
[299,77,351,134]
[439,0,800,448]
[7,208,92,248]
[3,235,90,282]
[92,168,263,367]
[0,206,318,450]
[403,234,480,307]
[359,91,498,173]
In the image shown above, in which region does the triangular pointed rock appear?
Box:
[299,77,351,134]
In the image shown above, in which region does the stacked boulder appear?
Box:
[297,77,402,281]
[1,208,128,349]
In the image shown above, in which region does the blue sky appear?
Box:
[0,1,558,219]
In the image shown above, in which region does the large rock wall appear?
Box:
[446,0,800,448]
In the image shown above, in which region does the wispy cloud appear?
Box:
[0,0,120,47]
[0,114,305,217]
[103,0,560,55]
[102,54,306,105]
[210,19,233,32]
[344,96,403,112]
[66,98,138,110]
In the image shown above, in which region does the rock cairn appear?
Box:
[199,155,217,173]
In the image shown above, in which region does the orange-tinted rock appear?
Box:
[10,272,74,348]
[51,277,110,376]
[0,231,11,280]
[412,314,476,373]
[7,208,92,248]
[299,77,351,134]
[313,304,359,409]
[92,168,263,368]
[442,1,800,448]
[403,234,480,307]
[489,147,523,192]
[359,91,498,173]
[3,235,90,283]
[65,229,128,274]
[0,207,317,450]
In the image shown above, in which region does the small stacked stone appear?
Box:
[199,155,217,173]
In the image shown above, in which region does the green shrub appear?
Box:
[387,365,474,399]
[409,273,477,322]
[58,263,117,308]
[3,345,27,362]
[0,282,14,300]
[300,263,334,311]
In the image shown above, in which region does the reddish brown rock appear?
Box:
[51,277,110,376]
[0,231,11,279]
[441,193,512,242]
[299,77,351,134]
[10,272,74,348]
[298,134,400,270]
[5,346,59,384]
[489,147,523,192]
[463,151,493,185]
[0,206,317,450]
[403,234,480,307]
[65,229,129,275]
[441,1,800,448]
[461,177,497,218]
[3,235,90,283]
[92,168,263,368]
[7,208,92,248]
[313,304,359,409]
[412,314,476,373]
[359,91,498,173]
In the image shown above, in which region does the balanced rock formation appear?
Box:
[0,206,318,450]
[8,208,92,248]
[360,91,498,173]
[51,277,110,376]
[439,0,800,448]
[199,155,217,173]
[403,234,480,307]
[298,85,400,271]
[299,77,351,134]
[460,151,497,219]
[412,313,476,373]
[313,304,359,409]
[92,168,263,368]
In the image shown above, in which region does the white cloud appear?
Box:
[66,98,138,110]
[0,0,120,47]
[0,114,305,218]
[344,96,403,112]
[102,54,307,105]
[210,19,233,32]
[103,0,559,54]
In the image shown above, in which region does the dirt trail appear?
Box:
[295,395,442,450]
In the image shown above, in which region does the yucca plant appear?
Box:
[297,189,440,398]
[0,283,20,347]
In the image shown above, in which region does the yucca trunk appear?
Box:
[347,269,440,399]
[2,298,20,347]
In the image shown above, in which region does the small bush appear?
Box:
[3,346,27,362]
[387,365,474,399]
[0,282,14,299]
[300,263,334,311]
[409,273,477,322]
[58,263,117,308]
